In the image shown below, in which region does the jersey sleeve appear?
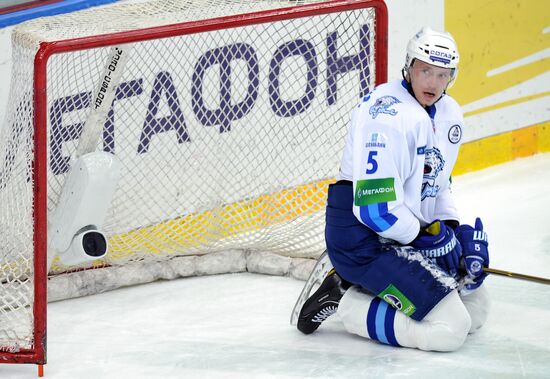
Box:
[433,177,460,222]
[350,106,421,245]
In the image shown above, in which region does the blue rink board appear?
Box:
[0,0,118,28]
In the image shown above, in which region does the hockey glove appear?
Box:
[411,220,462,277]
[455,217,489,290]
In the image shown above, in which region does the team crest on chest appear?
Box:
[369,96,401,119]
[421,147,445,200]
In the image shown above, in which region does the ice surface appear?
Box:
[2,153,550,378]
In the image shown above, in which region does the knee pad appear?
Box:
[417,290,471,351]
[337,286,375,338]
[460,284,490,333]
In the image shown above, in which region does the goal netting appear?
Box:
[0,0,387,361]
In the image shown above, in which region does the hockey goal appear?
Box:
[0,0,387,368]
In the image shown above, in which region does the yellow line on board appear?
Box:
[453,120,550,175]
[463,91,550,118]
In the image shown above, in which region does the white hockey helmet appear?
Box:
[404,27,460,87]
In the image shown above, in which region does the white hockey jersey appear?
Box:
[337,79,464,245]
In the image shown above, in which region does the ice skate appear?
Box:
[290,250,334,326]
[296,267,350,334]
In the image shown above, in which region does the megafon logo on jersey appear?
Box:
[429,50,451,65]
[354,178,396,206]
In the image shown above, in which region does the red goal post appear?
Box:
[0,0,387,368]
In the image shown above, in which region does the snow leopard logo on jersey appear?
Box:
[421,147,445,200]
[369,96,401,119]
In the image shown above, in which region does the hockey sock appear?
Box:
[337,286,400,346]
[337,286,472,351]
[366,297,400,346]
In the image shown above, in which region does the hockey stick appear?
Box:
[483,267,550,285]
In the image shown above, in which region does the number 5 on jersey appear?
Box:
[366,151,378,174]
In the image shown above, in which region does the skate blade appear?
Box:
[290,250,333,325]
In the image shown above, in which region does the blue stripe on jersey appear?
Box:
[384,305,399,346]
[359,202,398,232]
[366,298,380,340]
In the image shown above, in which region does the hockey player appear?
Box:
[296,27,490,352]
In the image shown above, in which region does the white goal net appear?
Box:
[0,0,386,360]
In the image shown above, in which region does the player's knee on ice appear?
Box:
[415,290,471,351]
[460,284,490,334]
[338,287,471,352]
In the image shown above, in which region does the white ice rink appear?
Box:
[3,153,550,378]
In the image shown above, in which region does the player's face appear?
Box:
[409,60,452,107]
